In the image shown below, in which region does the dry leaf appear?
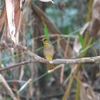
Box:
[14,0,22,44]
[80,82,97,100]
[1,0,22,43]
[74,37,82,53]
[89,0,100,37]
[5,0,16,42]
[74,22,89,53]
[0,6,6,32]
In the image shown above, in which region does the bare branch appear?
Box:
[0,60,35,72]
[0,42,100,67]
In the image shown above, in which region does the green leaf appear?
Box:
[77,32,84,49]
[42,17,49,39]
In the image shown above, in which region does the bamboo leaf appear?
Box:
[77,32,84,49]
[42,17,49,39]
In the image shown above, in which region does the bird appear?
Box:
[42,38,55,71]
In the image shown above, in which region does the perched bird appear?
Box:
[42,38,55,71]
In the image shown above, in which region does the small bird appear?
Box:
[42,38,55,71]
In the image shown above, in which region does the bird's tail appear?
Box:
[46,64,54,71]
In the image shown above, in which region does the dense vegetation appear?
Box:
[0,0,100,100]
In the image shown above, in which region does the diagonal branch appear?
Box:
[0,60,35,72]
[0,42,100,66]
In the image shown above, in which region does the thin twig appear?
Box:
[0,60,35,72]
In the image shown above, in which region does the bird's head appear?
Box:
[42,38,49,46]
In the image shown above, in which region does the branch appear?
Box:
[0,60,35,72]
[0,42,100,65]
